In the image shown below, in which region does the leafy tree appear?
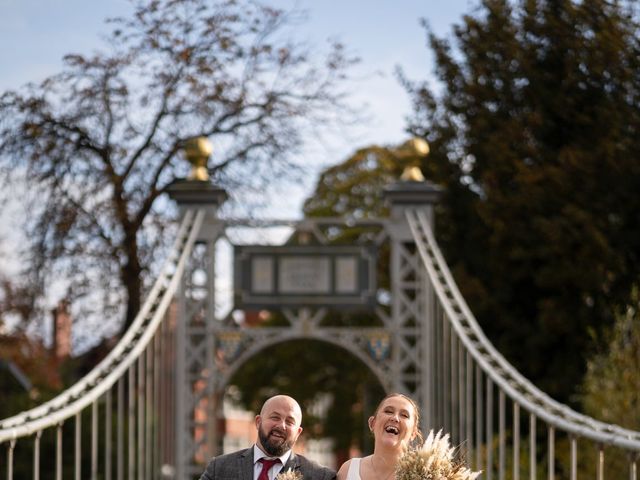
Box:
[576,289,640,476]
[303,144,401,219]
[398,0,640,403]
[0,0,356,334]
[582,290,640,430]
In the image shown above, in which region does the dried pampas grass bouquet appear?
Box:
[396,430,481,480]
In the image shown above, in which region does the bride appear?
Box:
[337,393,423,480]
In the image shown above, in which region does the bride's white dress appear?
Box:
[346,458,362,480]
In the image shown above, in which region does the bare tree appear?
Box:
[0,0,357,334]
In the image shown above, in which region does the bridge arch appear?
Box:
[217,330,392,393]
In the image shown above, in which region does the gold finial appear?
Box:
[400,166,426,182]
[402,137,430,157]
[399,137,429,182]
[183,136,212,181]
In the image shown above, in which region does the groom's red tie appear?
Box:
[258,458,280,480]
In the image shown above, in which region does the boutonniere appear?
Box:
[396,430,481,480]
[275,469,303,480]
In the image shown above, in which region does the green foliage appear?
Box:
[577,290,640,476]
[303,140,433,220]
[303,145,400,219]
[582,291,640,431]
[399,0,640,403]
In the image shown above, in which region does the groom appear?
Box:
[199,394,336,480]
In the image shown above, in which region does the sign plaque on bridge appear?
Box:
[234,245,376,309]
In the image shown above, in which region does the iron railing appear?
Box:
[0,209,204,480]
[406,207,640,479]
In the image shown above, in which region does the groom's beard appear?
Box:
[258,423,294,457]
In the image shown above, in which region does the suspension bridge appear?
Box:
[1,143,639,479]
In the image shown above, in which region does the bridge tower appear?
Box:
[168,138,442,478]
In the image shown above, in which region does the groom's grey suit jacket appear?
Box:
[199,446,336,480]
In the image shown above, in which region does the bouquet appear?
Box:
[396,430,481,480]
[276,469,303,480]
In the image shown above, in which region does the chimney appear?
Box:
[52,300,72,359]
